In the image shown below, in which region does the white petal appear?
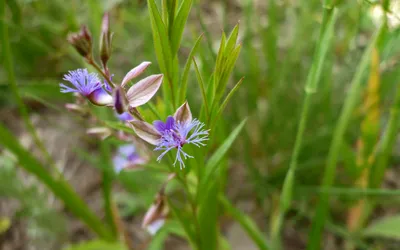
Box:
[127,74,163,107]
[121,61,152,87]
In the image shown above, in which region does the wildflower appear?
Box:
[131,102,209,169]
[113,144,146,173]
[60,69,112,106]
[112,62,163,114]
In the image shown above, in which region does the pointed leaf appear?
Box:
[179,33,204,103]
[199,119,247,199]
[170,0,193,55]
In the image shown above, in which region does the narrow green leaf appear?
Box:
[307,23,386,250]
[171,0,193,55]
[193,58,210,120]
[363,216,400,239]
[220,196,270,250]
[199,119,247,200]
[147,0,173,75]
[224,23,239,57]
[198,181,219,250]
[211,77,244,130]
[179,33,204,104]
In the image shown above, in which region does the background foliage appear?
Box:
[1,0,400,249]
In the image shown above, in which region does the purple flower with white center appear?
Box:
[131,102,209,169]
[113,144,146,173]
[60,69,112,106]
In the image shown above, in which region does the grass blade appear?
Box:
[193,58,210,120]
[179,33,204,104]
[220,195,270,250]
[307,23,386,250]
[0,123,114,240]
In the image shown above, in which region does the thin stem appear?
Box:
[88,57,116,89]
[272,6,337,248]
[307,22,386,250]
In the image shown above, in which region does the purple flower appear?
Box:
[60,69,112,106]
[113,144,146,173]
[131,102,209,169]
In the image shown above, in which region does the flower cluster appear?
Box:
[131,102,209,169]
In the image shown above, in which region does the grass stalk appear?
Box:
[306,22,386,250]
[270,6,337,248]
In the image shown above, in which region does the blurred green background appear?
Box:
[2,0,400,249]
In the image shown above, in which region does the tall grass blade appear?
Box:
[271,7,338,248]
[307,23,386,250]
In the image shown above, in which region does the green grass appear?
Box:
[1,0,400,249]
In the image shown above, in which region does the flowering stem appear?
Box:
[88,57,116,89]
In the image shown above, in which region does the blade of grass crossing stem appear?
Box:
[179,33,204,104]
[306,23,386,250]
[0,1,57,173]
[211,77,244,131]
[0,124,114,240]
[193,58,210,120]
[271,7,338,248]
[170,0,192,55]
[220,195,270,250]
[198,119,247,202]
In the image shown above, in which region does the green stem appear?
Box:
[88,58,115,89]
[271,6,337,248]
[0,1,58,176]
[306,22,386,250]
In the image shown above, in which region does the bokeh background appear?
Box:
[1,0,400,249]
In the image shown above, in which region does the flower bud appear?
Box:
[100,13,112,66]
[142,192,168,235]
[67,25,93,59]
[113,86,128,114]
